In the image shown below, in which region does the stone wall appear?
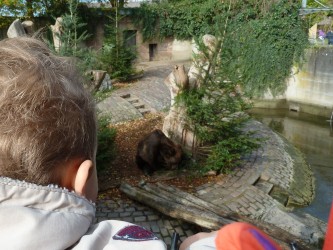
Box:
[117,17,191,62]
[0,15,192,63]
[255,47,333,118]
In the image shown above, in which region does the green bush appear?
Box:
[177,30,261,174]
[94,5,137,81]
[99,42,136,81]
[204,133,261,174]
[96,115,117,173]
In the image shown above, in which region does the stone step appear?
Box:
[128,98,139,104]
[138,108,151,115]
[119,93,131,99]
[254,179,274,194]
[133,102,145,109]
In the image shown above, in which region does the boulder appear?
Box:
[7,19,26,38]
[50,17,63,51]
[22,20,34,36]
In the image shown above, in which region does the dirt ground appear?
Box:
[97,112,219,199]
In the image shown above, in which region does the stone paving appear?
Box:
[95,60,327,249]
[95,197,203,247]
[97,64,172,123]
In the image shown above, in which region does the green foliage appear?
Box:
[204,134,260,174]
[76,4,137,80]
[96,115,117,173]
[134,0,308,97]
[225,0,308,97]
[0,0,68,19]
[0,16,16,29]
[132,0,223,41]
[98,7,136,80]
[132,2,162,41]
[99,38,136,80]
[177,18,262,174]
[304,0,333,27]
[50,0,102,78]
[93,89,115,103]
[55,0,90,58]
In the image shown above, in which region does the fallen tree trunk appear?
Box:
[120,181,314,250]
[120,182,233,229]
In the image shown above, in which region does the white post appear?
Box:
[302,0,307,8]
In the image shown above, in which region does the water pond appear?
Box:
[250,108,333,222]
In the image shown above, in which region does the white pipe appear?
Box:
[302,0,307,8]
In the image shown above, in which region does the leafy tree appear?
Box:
[179,33,260,173]
[0,0,68,19]
[133,0,308,97]
[55,0,90,57]
[49,0,103,83]
[97,3,136,80]
[0,0,26,17]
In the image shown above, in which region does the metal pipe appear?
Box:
[170,232,179,250]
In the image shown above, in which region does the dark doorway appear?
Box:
[149,44,157,61]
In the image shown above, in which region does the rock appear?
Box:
[205,170,217,176]
[90,70,107,91]
[163,64,198,153]
[7,19,26,38]
[22,20,34,36]
[164,64,188,106]
[100,73,112,91]
[163,34,218,157]
[50,17,63,51]
[188,34,218,88]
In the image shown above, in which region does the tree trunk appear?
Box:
[120,182,313,250]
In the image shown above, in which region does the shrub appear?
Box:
[98,7,137,81]
[96,115,117,173]
[99,42,136,81]
[203,133,261,174]
[177,30,261,174]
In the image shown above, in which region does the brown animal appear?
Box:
[135,129,183,175]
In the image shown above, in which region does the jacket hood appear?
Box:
[0,177,95,250]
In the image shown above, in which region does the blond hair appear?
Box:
[0,37,97,185]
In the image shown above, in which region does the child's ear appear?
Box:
[73,160,94,197]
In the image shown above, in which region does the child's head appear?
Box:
[0,37,97,194]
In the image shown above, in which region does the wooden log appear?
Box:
[152,184,317,249]
[142,183,222,215]
[119,182,314,250]
[120,182,233,229]
[155,182,230,216]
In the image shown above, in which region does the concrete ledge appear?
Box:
[253,99,332,118]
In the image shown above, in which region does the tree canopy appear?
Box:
[0,0,69,19]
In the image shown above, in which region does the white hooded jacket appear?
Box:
[0,177,166,250]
